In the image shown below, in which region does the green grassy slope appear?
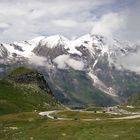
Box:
[0,112,140,140]
[9,67,37,77]
[0,67,62,115]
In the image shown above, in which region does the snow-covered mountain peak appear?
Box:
[77,34,92,42]
[13,36,45,50]
[66,34,109,56]
[28,36,45,46]
[0,34,138,67]
[39,34,69,48]
[0,36,44,59]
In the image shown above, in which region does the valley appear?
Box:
[0,107,140,140]
[1,0,140,139]
[0,67,140,140]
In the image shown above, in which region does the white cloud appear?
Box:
[67,58,84,70]
[119,1,140,43]
[118,49,140,74]
[53,54,84,70]
[0,0,139,45]
[52,19,78,28]
[0,23,9,29]
[0,0,113,42]
[91,13,125,39]
[29,54,47,66]
[53,55,68,69]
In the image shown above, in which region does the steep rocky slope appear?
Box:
[0,67,62,115]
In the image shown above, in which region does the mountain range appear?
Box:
[0,33,140,107]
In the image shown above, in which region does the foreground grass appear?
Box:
[0,112,140,140]
[0,79,61,115]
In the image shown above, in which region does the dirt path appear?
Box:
[39,110,140,121]
[39,111,71,120]
[112,114,140,120]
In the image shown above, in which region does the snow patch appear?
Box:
[66,41,82,56]
[88,71,117,97]
[2,36,44,58]
[39,35,68,48]
[28,36,45,46]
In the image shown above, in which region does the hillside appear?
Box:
[0,67,62,115]
[46,69,120,107]
[127,93,140,107]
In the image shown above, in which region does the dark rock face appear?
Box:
[33,44,68,60]
[12,44,24,52]
[0,44,9,59]
[7,71,53,96]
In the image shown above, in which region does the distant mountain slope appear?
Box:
[127,93,140,107]
[0,67,62,115]
[0,34,140,107]
[45,69,121,107]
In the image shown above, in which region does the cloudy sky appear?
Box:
[0,0,139,43]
